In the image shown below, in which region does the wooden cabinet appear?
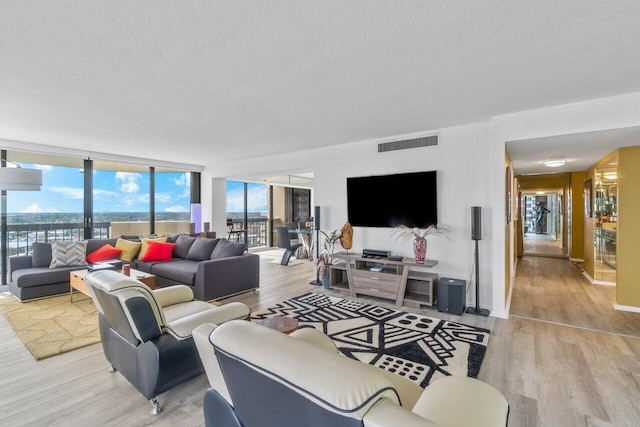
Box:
[331,252,438,307]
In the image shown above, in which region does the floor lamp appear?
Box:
[466,206,489,316]
[309,206,322,286]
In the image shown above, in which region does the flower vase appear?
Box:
[320,267,331,289]
[413,237,427,264]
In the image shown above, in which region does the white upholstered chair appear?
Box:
[193,320,509,427]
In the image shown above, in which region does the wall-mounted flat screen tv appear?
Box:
[347,170,437,228]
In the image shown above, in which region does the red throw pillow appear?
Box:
[87,244,123,264]
[140,241,175,262]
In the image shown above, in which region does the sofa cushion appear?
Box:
[139,236,167,260]
[211,239,247,259]
[50,241,88,268]
[150,260,199,285]
[116,238,142,262]
[31,242,52,268]
[87,244,122,264]
[13,265,83,288]
[85,238,118,255]
[187,237,219,261]
[141,241,176,262]
[174,235,197,259]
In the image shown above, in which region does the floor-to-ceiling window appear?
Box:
[1,150,199,285]
[154,170,191,234]
[226,180,268,248]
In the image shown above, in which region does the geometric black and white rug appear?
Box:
[250,292,490,388]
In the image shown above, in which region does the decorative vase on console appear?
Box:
[413,237,427,264]
[391,223,451,264]
[320,266,331,289]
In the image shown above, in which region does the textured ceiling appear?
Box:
[1,1,640,167]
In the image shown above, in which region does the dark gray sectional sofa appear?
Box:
[8,235,260,302]
[132,235,260,301]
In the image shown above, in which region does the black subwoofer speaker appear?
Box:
[314,206,321,230]
[437,278,466,315]
[471,206,482,241]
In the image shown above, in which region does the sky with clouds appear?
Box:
[7,164,269,215]
[8,163,192,214]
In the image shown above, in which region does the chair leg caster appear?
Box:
[150,398,163,415]
[108,365,117,373]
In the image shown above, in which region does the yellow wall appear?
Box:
[616,146,640,307]
[570,171,585,259]
[517,172,567,191]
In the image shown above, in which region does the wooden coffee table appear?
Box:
[259,316,299,334]
[70,268,156,302]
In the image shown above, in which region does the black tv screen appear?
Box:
[347,171,437,228]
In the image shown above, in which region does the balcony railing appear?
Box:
[5,222,111,257]
[1,219,270,283]
[227,217,268,248]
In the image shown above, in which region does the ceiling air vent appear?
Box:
[378,135,438,153]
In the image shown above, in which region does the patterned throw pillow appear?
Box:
[49,241,88,268]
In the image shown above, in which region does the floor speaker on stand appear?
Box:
[467,206,489,316]
[310,206,322,286]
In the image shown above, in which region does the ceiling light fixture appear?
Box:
[0,161,43,191]
[543,159,566,168]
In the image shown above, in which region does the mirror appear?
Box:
[594,156,617,283]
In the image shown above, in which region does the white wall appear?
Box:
[203,122,496,313]
[200,91,640,319]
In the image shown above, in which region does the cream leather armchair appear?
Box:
[193,320,508,427]
[85,270,251,414]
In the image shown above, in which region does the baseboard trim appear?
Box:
[613,304,640,313]
[569,257,585,262]
[582,271,616,286]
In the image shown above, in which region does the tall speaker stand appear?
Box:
[466,239,489,316]
[309,228,321,286]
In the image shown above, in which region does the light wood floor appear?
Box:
[524,232,567,258]
[1,250,639,426]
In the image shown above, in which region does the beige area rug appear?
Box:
[0,293,100,360]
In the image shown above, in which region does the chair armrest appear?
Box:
[152,285,194,307]
[8,255,33,281]
[411,376,508,427]
[364,398,438,427]
[165,303,251,340]
[289,328,339,353]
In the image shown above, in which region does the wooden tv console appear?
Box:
[330,252,438,307]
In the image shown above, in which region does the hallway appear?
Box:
[510,256,640,337]
[523,233,567,258]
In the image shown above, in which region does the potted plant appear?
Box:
[391,223,450,264]
[316,229,342,288]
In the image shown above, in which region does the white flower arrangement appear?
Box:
[390,223,451,241]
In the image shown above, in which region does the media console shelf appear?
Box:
[331,252,438,307]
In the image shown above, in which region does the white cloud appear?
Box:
[115,172,141,193]
[173,173,190,187]
[93,188,119,200]
[115,172,140,181]
[21,203,44,213]
[31,164,53,172]
[120,181,140,193]
[49,186,84,199]
[164,205,188,213]
[155,192,173,203]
